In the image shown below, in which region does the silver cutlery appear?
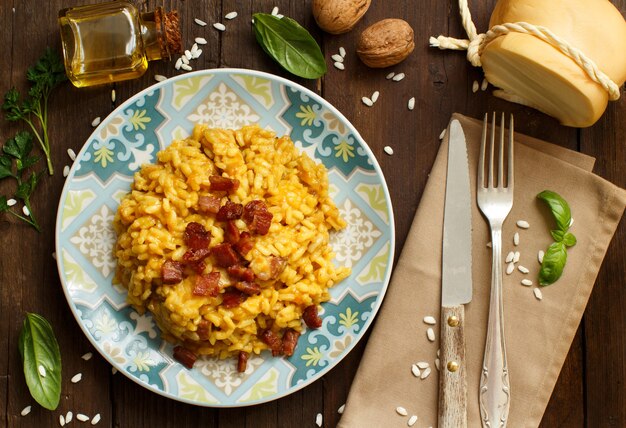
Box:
[438,119,473,428]
[477,112,514,427]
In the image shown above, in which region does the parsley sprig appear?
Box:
[2,48,67,175]
[0,131,43,231]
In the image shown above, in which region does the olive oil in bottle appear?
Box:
[59,1,181,87]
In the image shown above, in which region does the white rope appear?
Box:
[430,1,621,101]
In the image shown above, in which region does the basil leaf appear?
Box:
[562,232,577,247]
[550,229,565,242]
[539,242,568,286]
[252,13,327,79]
[18,313,62,410]
[537,190,572,232]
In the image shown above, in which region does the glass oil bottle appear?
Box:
[59,1,181,87]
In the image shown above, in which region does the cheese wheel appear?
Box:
[481,0,626,127]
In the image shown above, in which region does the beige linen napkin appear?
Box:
[338,113,626,428]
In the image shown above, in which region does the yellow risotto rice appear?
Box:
[113,124,350,360]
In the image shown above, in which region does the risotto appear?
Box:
[113,124,350,370]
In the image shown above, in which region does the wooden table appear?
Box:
[1,1,624,426]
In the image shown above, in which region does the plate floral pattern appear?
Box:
[55,69,395,406]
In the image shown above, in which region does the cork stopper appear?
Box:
[154,7,182,60]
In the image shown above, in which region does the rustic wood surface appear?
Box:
[1,0,624,427]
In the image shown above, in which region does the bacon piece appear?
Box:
[197,195,220,214]
[224,220,240,244]
[184,222,210,250]
[237,351,249,373]
[193,272,221,297]
[182,247,211,263]
[243,201,273,235]
[189,260,206,275]
[282,329,300,357]
[234,232,254,255]
[162,260,184,284]
[173,346,197,369]
[261,330,282,356]
[216,201,243,221]
[303,305,322,329]
[196,320,210,340]
[210,175,240,192]
[227,264,255,282]
[212,243,240,267]
[221,289,246,308]
[243,200,267,224]
[234,281,261,295]
[269,256,287,278]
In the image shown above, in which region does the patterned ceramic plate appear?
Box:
[55,69,394,406]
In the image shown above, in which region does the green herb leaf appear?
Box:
[3,131,33,161]
[0,195,8,212]
[0,155,13,179]
[18,313,62,410]
[537,190,572,232]
[539,242,568,286]
[550,229,565,242]
[21,155,41,171]
[2,88,23,122]
[562,232,577,247]
[252,13,327,79]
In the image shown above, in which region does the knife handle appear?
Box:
[438,305,467,428]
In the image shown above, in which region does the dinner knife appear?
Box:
[438,119,472,428]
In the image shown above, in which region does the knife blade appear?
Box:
[438,119,472,428]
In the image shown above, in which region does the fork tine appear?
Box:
[489,112,495,188]
[499,113,505,188]
[478,113,487,189]
[508,114,514,188]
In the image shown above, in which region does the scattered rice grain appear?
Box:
[63,165,70,177]
[472,80,479,93]
[76,414,90,422]
[396,406,408,416]
[331,54,343,63]
[276,14,284,19]
[271,6,279,16]
[91,413,101,425]
[213,22,226,31]
[521,279,533,286]
[506,262,515,275]
[538,250,545,264]
[82,352,93,361]
[59,414,65,427]
[517,220,530,229]
[71,373,83,383]
[154,74,167,82]
[427,327,435,342]
[52,252,57,260]
[185,50,192,60]
[408,97,415,110]
[514,232,520,246]
[392,73,405,81]
[21,406,31,416]
[191,43,199,53]
[195,37,208,44]
[570,218,574,227]
[194,18,207,26]
[181,64,192,71]
[386,72,395,80]
[423,316,436,325]
[481,78,488,91]
[411,364,421,377]
[66,412,73,423]
[225,11,238,20]
[339,47,346,57]
[192,49,203,59]
[174,58,182,70]
[533,288,543,300]
[437,348,440,357]
[505,251,514,263]
[435,358,440,370]
[361,97,373,107]
[111,89,116,103]
[421,367,432,379]
[38,364,46,377]
[371,91,380,103]
[338,404,345,414]
[384,146,394,156]
[91,117,101,127]
[181,55,189,65]
[112,367,117,374]
[513,251,520,263]
[7,198,17,207]
[67,148,77,161]
[408,415,418,426]
[518,265,529,274]
[417,361,429,369]
[439,129,446,140]
[334,61,345,70]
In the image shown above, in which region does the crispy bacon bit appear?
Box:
[282,329,300,357]
[182,247,211,263]
[221,289,246,308]
[162,260,184,284]
[303,305,323,329]
[173,346,198,369]
[216,201,243,221]
[227,264,255,282]
[243,201,273,235]
[269,256,287,278]
[243,200,267,224]
[196,320,210,340]
[224,220,240,244]
[234,281,261,295]
[210,175,240,192]
[234,232,254,255]
[189,260,206,275]
[193,272,221,297]
[198,195,221,214]
[184,222,210,250]
[261,330,282,356]
[237,351,249,373]
[212,243,240,267]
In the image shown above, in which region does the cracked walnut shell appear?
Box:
[357,19,415,68]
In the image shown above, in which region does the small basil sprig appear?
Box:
[252,13,327,79]
[537,190,576,286]
[18,313,62,410]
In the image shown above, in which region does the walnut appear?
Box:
[312,0,371,35]
[356,19,415,68]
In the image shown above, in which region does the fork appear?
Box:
[477,112,514,428]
